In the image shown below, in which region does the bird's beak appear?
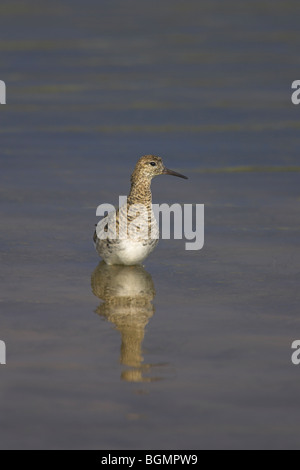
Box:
[162,167,188,179]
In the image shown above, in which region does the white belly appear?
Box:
[94,205,159,265]
[104,239,158,266]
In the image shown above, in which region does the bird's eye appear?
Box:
[150,162,156,166]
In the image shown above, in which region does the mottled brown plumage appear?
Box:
[93,155,188,265]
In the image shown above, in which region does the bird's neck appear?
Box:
[128,178,152,207]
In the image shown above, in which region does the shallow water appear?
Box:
[1,0,300,450]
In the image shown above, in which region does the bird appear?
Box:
[93,155,188,265]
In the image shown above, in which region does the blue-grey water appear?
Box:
[1,0,300,449]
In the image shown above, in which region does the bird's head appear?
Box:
[131,155,188,183]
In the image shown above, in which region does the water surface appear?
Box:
[1,0,300,450]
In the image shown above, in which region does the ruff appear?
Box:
[93,155,187,265]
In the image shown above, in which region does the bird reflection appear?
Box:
[91,262,157,382]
